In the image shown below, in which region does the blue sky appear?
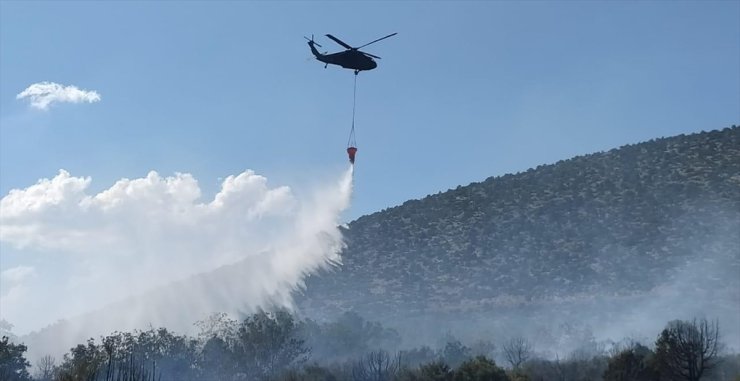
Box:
[1,0,739,335]
[1,1,738,219]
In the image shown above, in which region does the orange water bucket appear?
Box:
[347,147,357,164]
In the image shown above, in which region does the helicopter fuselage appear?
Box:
[309,42,377,72]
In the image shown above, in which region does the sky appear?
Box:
[1,1,739,335]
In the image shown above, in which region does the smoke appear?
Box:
[0,166,353,358]
[369,199,740,359]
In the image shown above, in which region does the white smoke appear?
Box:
[0,167,353,356]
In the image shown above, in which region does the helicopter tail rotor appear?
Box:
[304,35,322,48]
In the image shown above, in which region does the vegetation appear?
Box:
[4,128,737,381]
[0,336,32,381]
[603,343,658,381]
[5,314,739,381]
[297,127,740,325]
[654,319,723,381]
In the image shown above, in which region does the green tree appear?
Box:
[453,356,509,381]
[603,344,658,381]
[419,361,454,381]
[234,310,309,379]
[195,312,238,344]
[200,336,234,380]
[0,321,16,341]
[507,370,530,381]
[0,336,31,381]
[442,341,470,368]
[272,365,339,381]
[396,360,453,381]
[151,328,199,381]
[303,312,401,363]
[57,338,105,381]
[469,340,496,359]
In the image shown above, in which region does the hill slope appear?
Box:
[296,127,740,340]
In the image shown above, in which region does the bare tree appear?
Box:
[502,336,533,370]
[655,318,722,381]
[34,355,56,381]
[352,350,400,381]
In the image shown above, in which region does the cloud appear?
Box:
[0,167,353,338]
[16,82,101,110]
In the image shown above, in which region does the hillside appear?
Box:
[16,127,740,361]
[296,127,740,337]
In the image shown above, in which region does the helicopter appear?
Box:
[306,33,397,75]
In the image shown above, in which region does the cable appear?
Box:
[347,74,357,147]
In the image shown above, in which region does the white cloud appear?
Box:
[16,82,101,110]
[0,167,353,337]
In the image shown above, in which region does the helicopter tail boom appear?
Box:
[307,41,322,59]
[305,35,325,60]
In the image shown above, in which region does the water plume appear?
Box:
[0,166,354,359]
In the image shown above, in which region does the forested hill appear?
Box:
[297,126,740,324]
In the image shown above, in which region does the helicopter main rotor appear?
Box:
[357,33,398,49]
[326,34,352,50]
[325,33,397,59]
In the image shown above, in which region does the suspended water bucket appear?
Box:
[347,147,357,164]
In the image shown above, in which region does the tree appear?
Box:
[234,310,309,379]
[150,328,200,381]
[520,358,565,381]
[301,364,339,381]
[603,343,658,381]
[469,340,496,359]
[303,312,401,363]
[273,364,340,381]
[352,350,400,381]
[396,361,453,381]
[418,361,453,381]
[0,336,31,381]
[655,318,722,381]
[195,312,238,345]
[453,356,509,381]
[55,329,182,381]
[507,371,531,381]
[502,337,533,370]
[399,346,437,369]
[56,338,105,381]
[200,335,234,380]
[441,341,470,368]
[0,320,16,341]
[34,355,56,381]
